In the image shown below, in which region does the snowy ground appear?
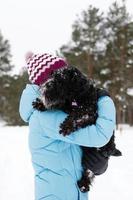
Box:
[0,123,133,200]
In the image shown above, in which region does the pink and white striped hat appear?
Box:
[25,52,68,85]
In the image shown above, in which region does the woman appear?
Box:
[19,52,116,200]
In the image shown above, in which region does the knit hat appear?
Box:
[25,52,68,85]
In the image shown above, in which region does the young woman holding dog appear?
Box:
[19,52,116,200]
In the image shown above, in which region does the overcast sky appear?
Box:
[0,0,132,73]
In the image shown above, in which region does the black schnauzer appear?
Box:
[32,66,122,192]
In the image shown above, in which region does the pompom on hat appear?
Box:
[25,51,68,85]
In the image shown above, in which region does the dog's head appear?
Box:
[39,66,93,109]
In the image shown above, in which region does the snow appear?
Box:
[0,125,34,199]
[0,123,133,200]
[89,125,133,200]
[127,88,133,96]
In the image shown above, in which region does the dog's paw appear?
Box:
[77,179,90,193]
[32,98,46,111]
[59,119,75,136]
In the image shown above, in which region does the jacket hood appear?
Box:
[19,84,40,122]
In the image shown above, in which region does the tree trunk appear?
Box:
[87,53,94,78]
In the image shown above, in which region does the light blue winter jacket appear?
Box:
[19,84,116,200]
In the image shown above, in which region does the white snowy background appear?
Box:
[0,123,133,200]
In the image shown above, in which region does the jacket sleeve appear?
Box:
[19,84,40,122]
[39,96,116,147]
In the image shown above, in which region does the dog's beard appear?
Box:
[40,90,60,110]
[41,92,68,110]
[39,78,54,108]
[40,78,66,109]
[41,94,64,110]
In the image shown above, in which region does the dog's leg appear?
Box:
[77,169,95,192]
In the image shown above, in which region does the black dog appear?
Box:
[33,66,122,192]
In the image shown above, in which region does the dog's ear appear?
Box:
[111,149,122,157]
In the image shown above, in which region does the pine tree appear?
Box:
[0,31,13,75]
[0,30,13,121]
[0,30,29,125]
[60,6,105,80]
[2,72,29,125]
[101,1,133,123]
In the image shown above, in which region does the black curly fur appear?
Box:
[32,66,122,192]
[32,98,46,111]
